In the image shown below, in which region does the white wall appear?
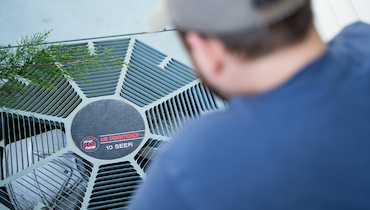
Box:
[0,0,190,64]
[1,0,370,62]
[0,0,164,44]
[312,0,370,42]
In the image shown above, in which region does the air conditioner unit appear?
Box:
[0,36,225,210]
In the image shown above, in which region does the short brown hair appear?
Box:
[179,0,313,59]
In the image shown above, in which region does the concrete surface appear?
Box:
[0,0,191,64]
[1,0,370,64]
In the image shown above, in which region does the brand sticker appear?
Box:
[81,137,99,152]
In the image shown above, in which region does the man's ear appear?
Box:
[185,32,225,77]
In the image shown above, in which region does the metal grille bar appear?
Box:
[121,40,196,107]
[3,75,82,118]
[74,39,130,98]
[134,139,165,173]
[0,112,67,179]
[146,82,219,137]
[0,152,92,210]
[88,161,142,210]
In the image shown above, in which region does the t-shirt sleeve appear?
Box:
[128,152,190,210]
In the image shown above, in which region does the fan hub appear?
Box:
[71,99,145,160]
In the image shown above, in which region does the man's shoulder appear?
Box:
[339,22,370,36]
[331,22,370,56]
[168,108,245,149]
[156,107,251,166]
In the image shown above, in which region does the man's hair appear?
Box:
[179,0,313,59]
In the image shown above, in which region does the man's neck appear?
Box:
[234,26,326,95]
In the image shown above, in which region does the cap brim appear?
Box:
[147,0,171,33]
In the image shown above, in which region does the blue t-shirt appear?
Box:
[129,22,370,209]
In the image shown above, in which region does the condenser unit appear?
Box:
[0,35,225,210]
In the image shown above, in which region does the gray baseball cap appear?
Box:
[148,0,306,35]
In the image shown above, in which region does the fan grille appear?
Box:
[121,41,196,107]
[74,39,130,98]
[3,77,82,118]
[0,152,92,210]
[0,37,225,210]
[133,40,166,64]
[1,112,67,179]
[146,82,219,137]
[134,138,165,173]
[88,161,142,210]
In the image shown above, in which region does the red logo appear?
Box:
[100,132,140,143]
[81,137,99,152]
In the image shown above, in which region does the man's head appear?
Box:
[149,0,318,100]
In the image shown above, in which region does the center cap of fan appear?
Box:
[71,99,145,160]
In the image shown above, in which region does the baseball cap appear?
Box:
[147,0,306,35]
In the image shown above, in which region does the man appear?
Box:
[130,0,370,209]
